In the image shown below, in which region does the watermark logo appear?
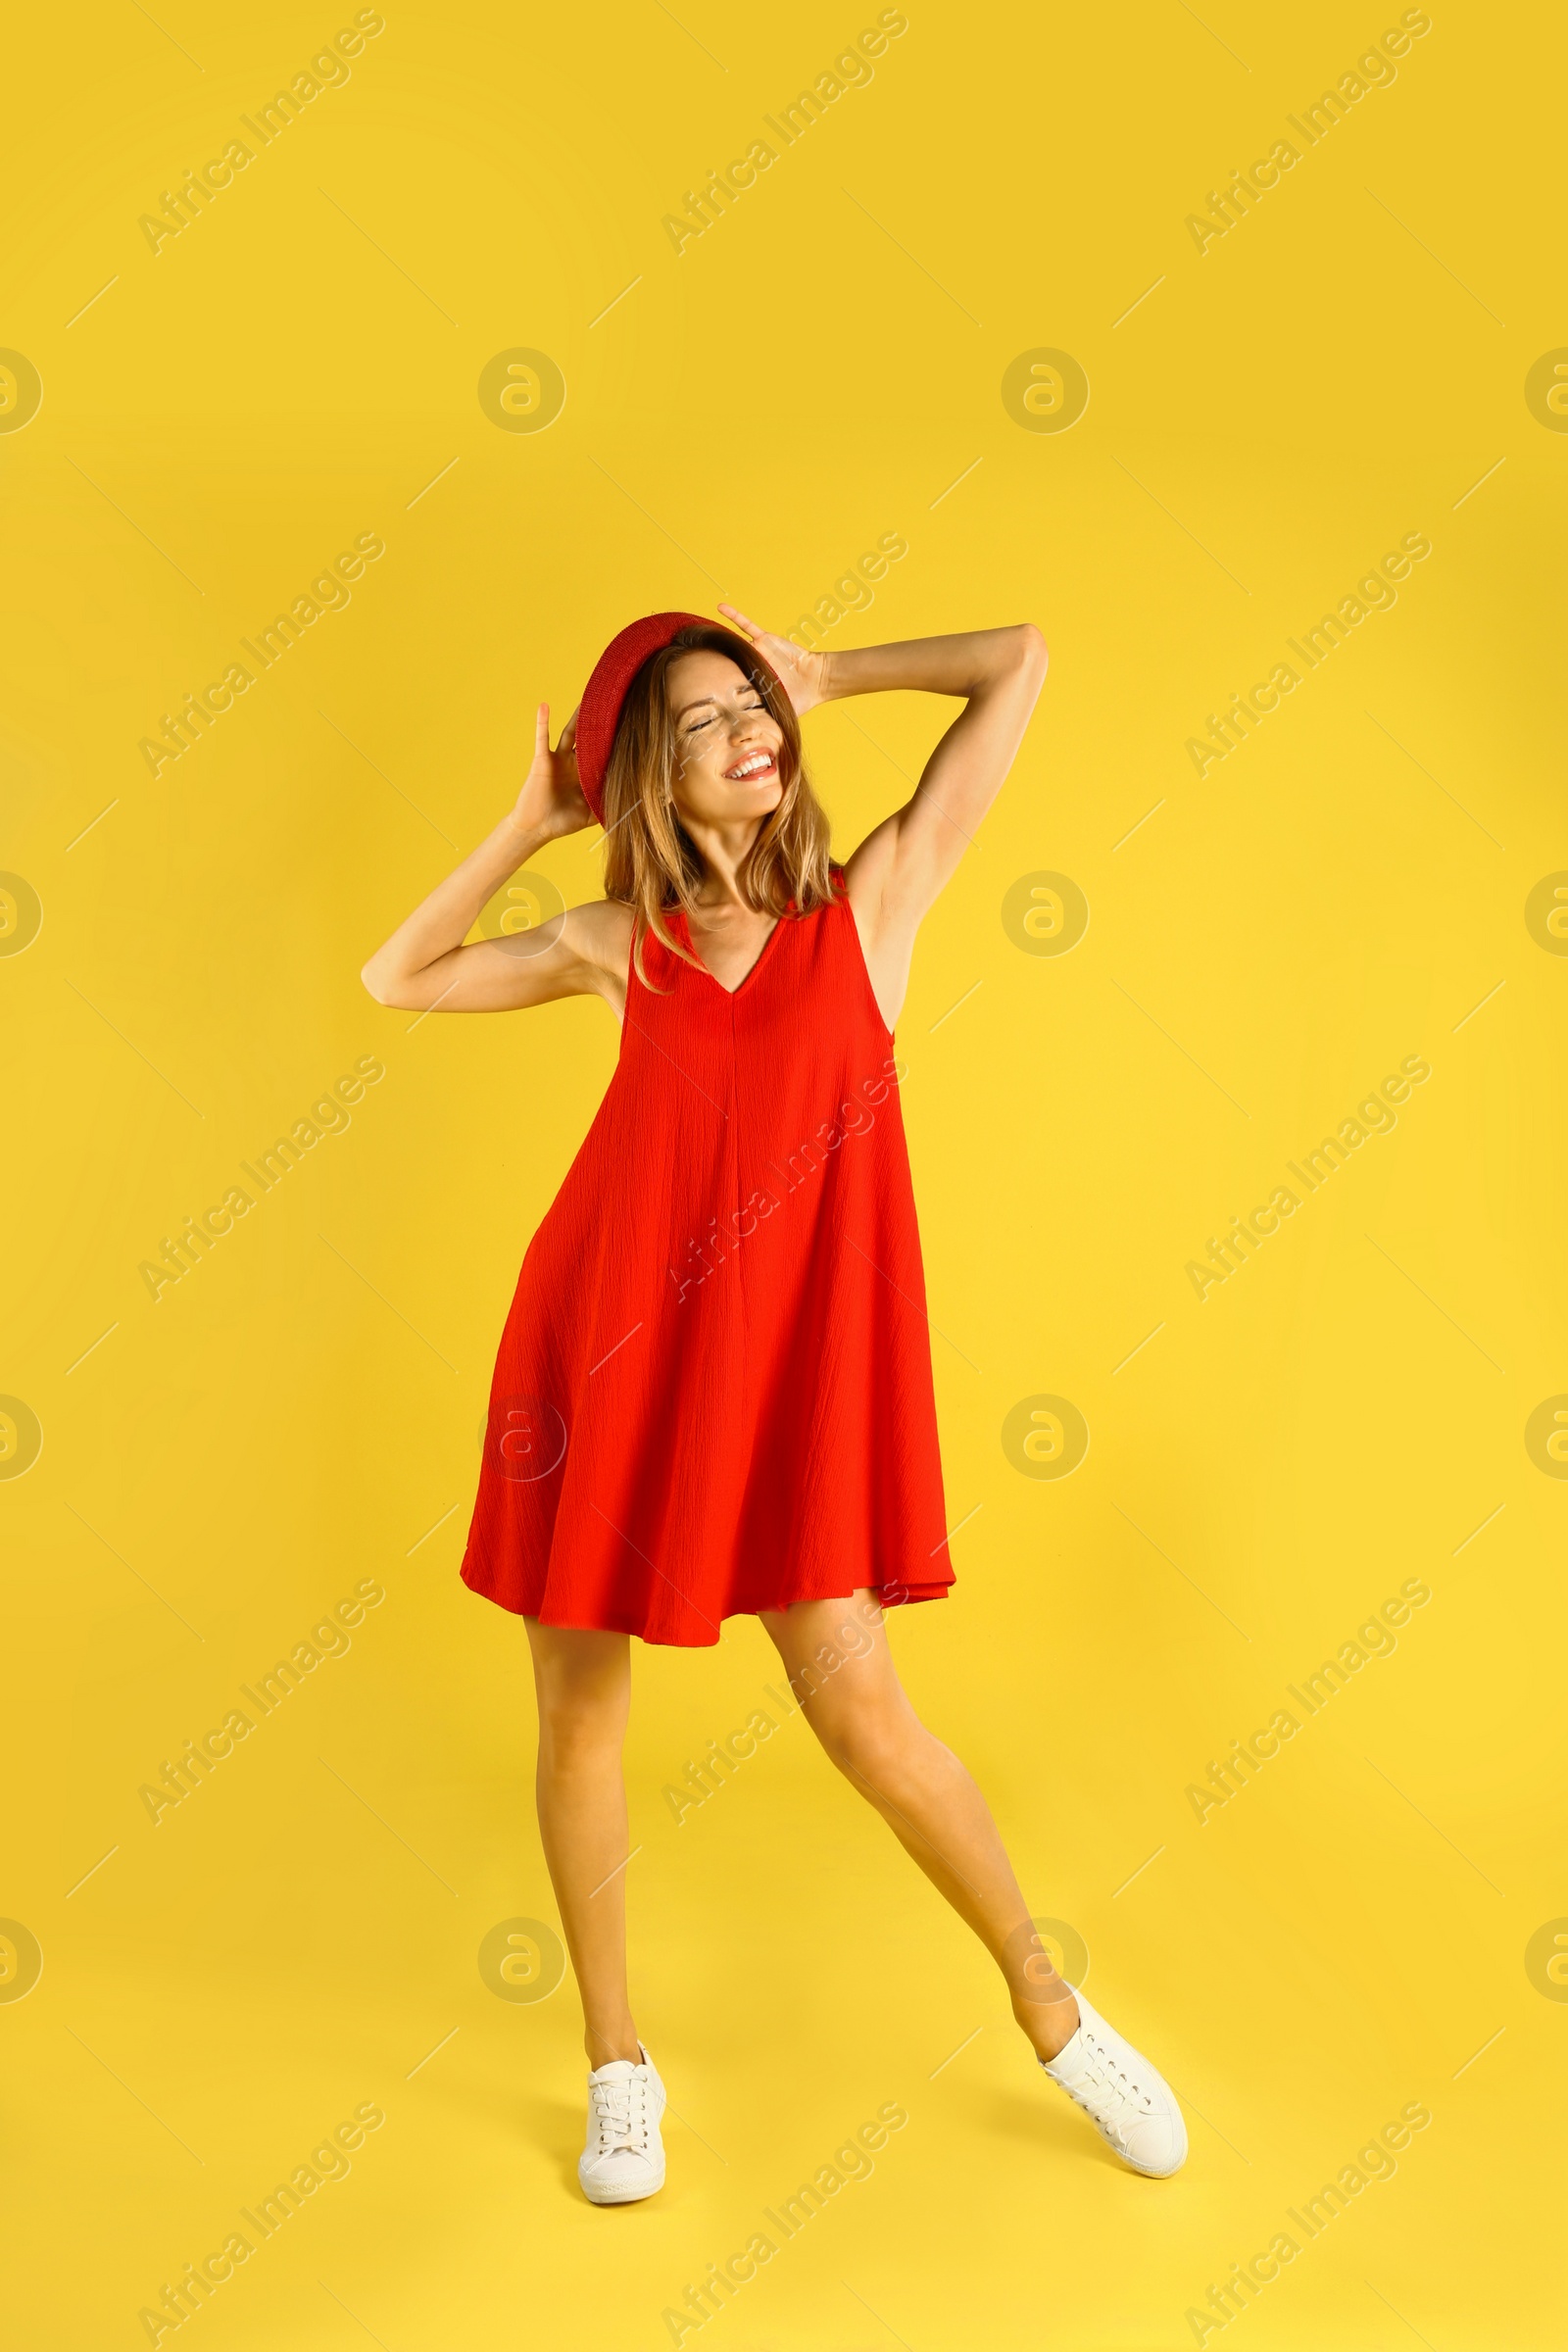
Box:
[139,534,388,778]
[487,1396,567,1482]
[1003,1395,1089,1480]
[788,529,908,653]
[0,873,42,956]
[670,1057,906,1305]
[1525,872,1568,952]
[134,2099,386,2339]
[0,1396,43,1481]
[1187,1054,1431,1300]
[476,868,566,951]
[137,13,387,257]
[662,2097,909,2341]
[1188,533,1432,777]
[137,1580,386,1826]
[1001,348,1089,434]
[661,13,908,257]
[1525,1396,1568,1477]
[1006,1914,1090,1992]
[140,1056,387,1302]
[1187,1580,1432,1824]
[0,351,42,434]
[1184,2099,1433,2342]
[1525,350,1568,431]
[1525,1920,1568,2000]
[1183,17,1433,261]
[478,1917,565,2003]
[1002,870,1089,956]
[0,1921,43,2002]
[477,348,565,433]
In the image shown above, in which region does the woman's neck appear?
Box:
[684,818,763,909]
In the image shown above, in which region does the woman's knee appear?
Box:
[808,1690,911,1788]
[532,1652,629,1760]
[538,1673,625,1741]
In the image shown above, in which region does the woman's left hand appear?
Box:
[718,602,831,717]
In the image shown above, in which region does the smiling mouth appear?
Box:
[725,751,777,782]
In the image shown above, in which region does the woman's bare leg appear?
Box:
[524,1619,641,2067]
[759,1590,1081,2062]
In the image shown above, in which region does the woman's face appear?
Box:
[664,650,784,833]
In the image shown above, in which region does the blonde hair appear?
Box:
[600,623,835,986]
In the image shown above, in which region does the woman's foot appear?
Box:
[1039,1989,1188,2177]
[578,2045,666,2204]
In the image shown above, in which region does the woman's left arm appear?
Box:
[813,624,1048,919]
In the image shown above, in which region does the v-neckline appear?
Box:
[679,909,784,1000]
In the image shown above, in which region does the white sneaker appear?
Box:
[1041,1988,1188,2177]
[578,2045,666,2204]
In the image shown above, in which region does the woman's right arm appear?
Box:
[360,703,628,1014]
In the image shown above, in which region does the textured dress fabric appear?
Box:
[460,868,954,1646]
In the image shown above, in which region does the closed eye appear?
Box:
[685,696,767,735]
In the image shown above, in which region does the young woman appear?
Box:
[362,605,1187,2202]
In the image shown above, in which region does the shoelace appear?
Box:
[1073,2031,1153,2121]
[589,2075,650,2157]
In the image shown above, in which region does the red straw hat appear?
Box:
[572,610,782,824]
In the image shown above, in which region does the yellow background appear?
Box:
[4,1,1565,2344]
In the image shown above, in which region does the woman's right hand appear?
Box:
[510,701,593,840]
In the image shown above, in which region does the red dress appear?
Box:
[460,867,954,1645]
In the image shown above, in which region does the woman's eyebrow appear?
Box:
[674,687,767,718]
